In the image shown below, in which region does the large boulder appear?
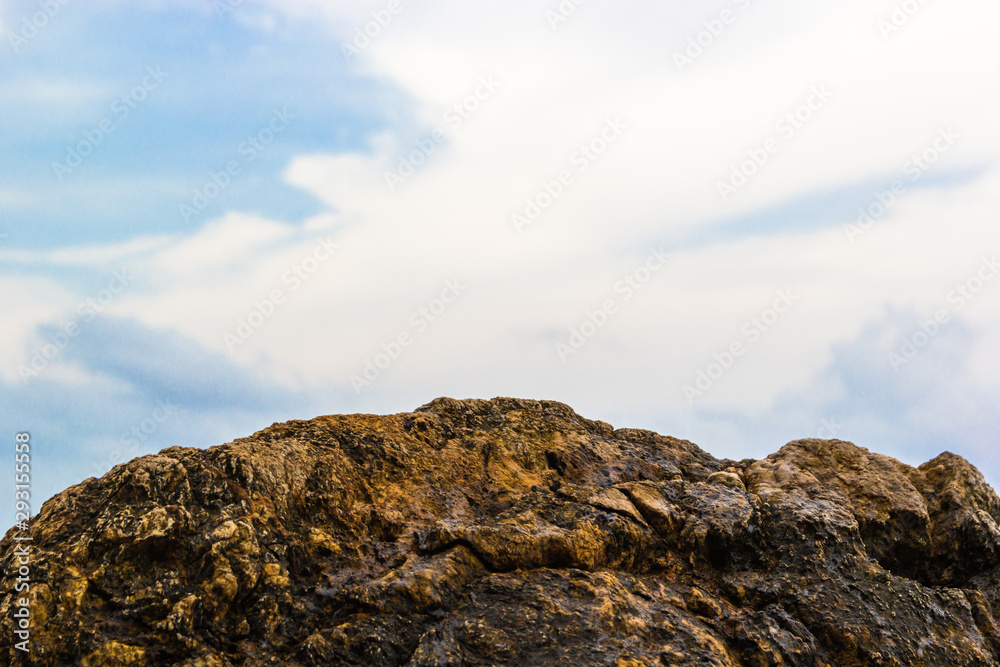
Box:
[2,397,999,665]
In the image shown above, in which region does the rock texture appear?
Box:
[3,397,1000,666]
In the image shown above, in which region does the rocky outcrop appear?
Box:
[2,397,1000,665]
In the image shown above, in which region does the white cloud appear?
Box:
[7,0,1000,463]
[0,276,79,383]
[0,236,171,266]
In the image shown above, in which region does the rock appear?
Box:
[1,397,1000,665]
[81,641,147,667]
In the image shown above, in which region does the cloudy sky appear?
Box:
[3,0,999,526]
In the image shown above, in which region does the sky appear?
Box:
[2,0,1000,528]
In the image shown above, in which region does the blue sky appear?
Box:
[3,0,1000,528]
[0,1,397,248]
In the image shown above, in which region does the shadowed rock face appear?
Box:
[3,397,1000,666]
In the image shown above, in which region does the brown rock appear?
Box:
[1,397,999,665]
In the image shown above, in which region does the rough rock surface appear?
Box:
[3,397,1000,666]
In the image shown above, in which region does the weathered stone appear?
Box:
[1,397,999,665]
